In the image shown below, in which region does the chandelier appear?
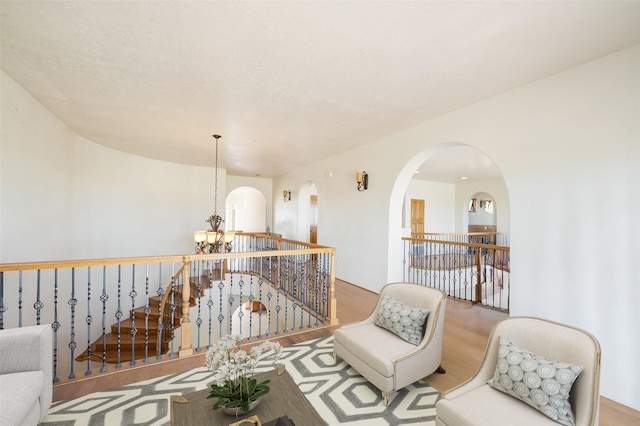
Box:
[193,134,235,253]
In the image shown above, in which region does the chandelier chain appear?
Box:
[213,134,221,216]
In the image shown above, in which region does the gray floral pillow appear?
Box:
[374,295,428,345]
[487,337,583,426]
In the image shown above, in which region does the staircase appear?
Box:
[76,279,204,364]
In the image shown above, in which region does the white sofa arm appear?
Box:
[0,324,53,421]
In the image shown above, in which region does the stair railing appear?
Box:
[0,233,337,400]
[402,235,510,311]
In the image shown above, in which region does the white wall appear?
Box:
[404,179,455,232]
[276,45,640,409]
[1,71,222,261]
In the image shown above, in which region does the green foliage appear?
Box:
[207,376,272,413]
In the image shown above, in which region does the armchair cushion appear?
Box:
[335,321,424,377]
[374,294,428,345]
[487,337,583,426]
[437,384,563,426]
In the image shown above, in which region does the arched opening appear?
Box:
[226,186,267,232]
[389,143,509,283]
[296,181,318,243]
[465,191,501,244]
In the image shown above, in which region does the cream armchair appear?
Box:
[333,282,447,406]
[0,324,53,426]
[436,317,600,426]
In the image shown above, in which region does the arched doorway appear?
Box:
[388,143,509,281]
[465,191,500,244]
[296,181,318,243]
[390,143,510,310]
[226,186,267,232]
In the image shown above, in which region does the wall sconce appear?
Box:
[356,171,368,191]
[283,190,291,202]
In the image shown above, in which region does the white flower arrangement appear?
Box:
[205,334,282,413]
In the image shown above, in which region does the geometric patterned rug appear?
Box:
[41,336,439,425]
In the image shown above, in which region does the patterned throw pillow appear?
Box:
[374,295,428,345]
[487,337,583,426]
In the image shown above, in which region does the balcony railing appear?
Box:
[402,234,510,311]
[0,233,337,392]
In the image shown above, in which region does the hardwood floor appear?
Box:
[53,279,639,425]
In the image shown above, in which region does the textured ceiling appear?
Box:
[2,1,640,180]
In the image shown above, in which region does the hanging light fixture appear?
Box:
[194,134,235,253]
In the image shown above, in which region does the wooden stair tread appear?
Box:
[76,274,207,365]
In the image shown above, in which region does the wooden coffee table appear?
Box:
[170,366,325,426]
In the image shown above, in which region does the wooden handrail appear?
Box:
[0,255,184,272]
[403,237,510,252]
[250,232,333,249]
[418,232,503,236]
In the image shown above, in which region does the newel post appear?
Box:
[179,259,194,357]
[474,248,482,304]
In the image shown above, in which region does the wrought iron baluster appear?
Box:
[283,257,289,333]
[52,269,60,382]
[129,264,137,365]
[115,265,123,369]
[18,271,22,327]
[306,253,312,328]
[274,288,281,335]
[298,253,304,329]
[168,264,176,359]
[452,246,460,299]
[207,260,214,348]
[68,268,77,379]
[156,263,164,361]
[247,274,254,340]
[235,272,243,338]
[85,267,93,376]
[463,248,470,301]
[313,255,321,326]
[257,258,264,338]
[35,270,44,325]
[402,240,408,281]
[100,265,108,372]
[430,242,437,287]
[266,255,273,337]
[143,263,150,363]
[217,262,225,339]
[321,255,328,322]
[227,271,235,336]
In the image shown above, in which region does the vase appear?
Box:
[220,397,262,416]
